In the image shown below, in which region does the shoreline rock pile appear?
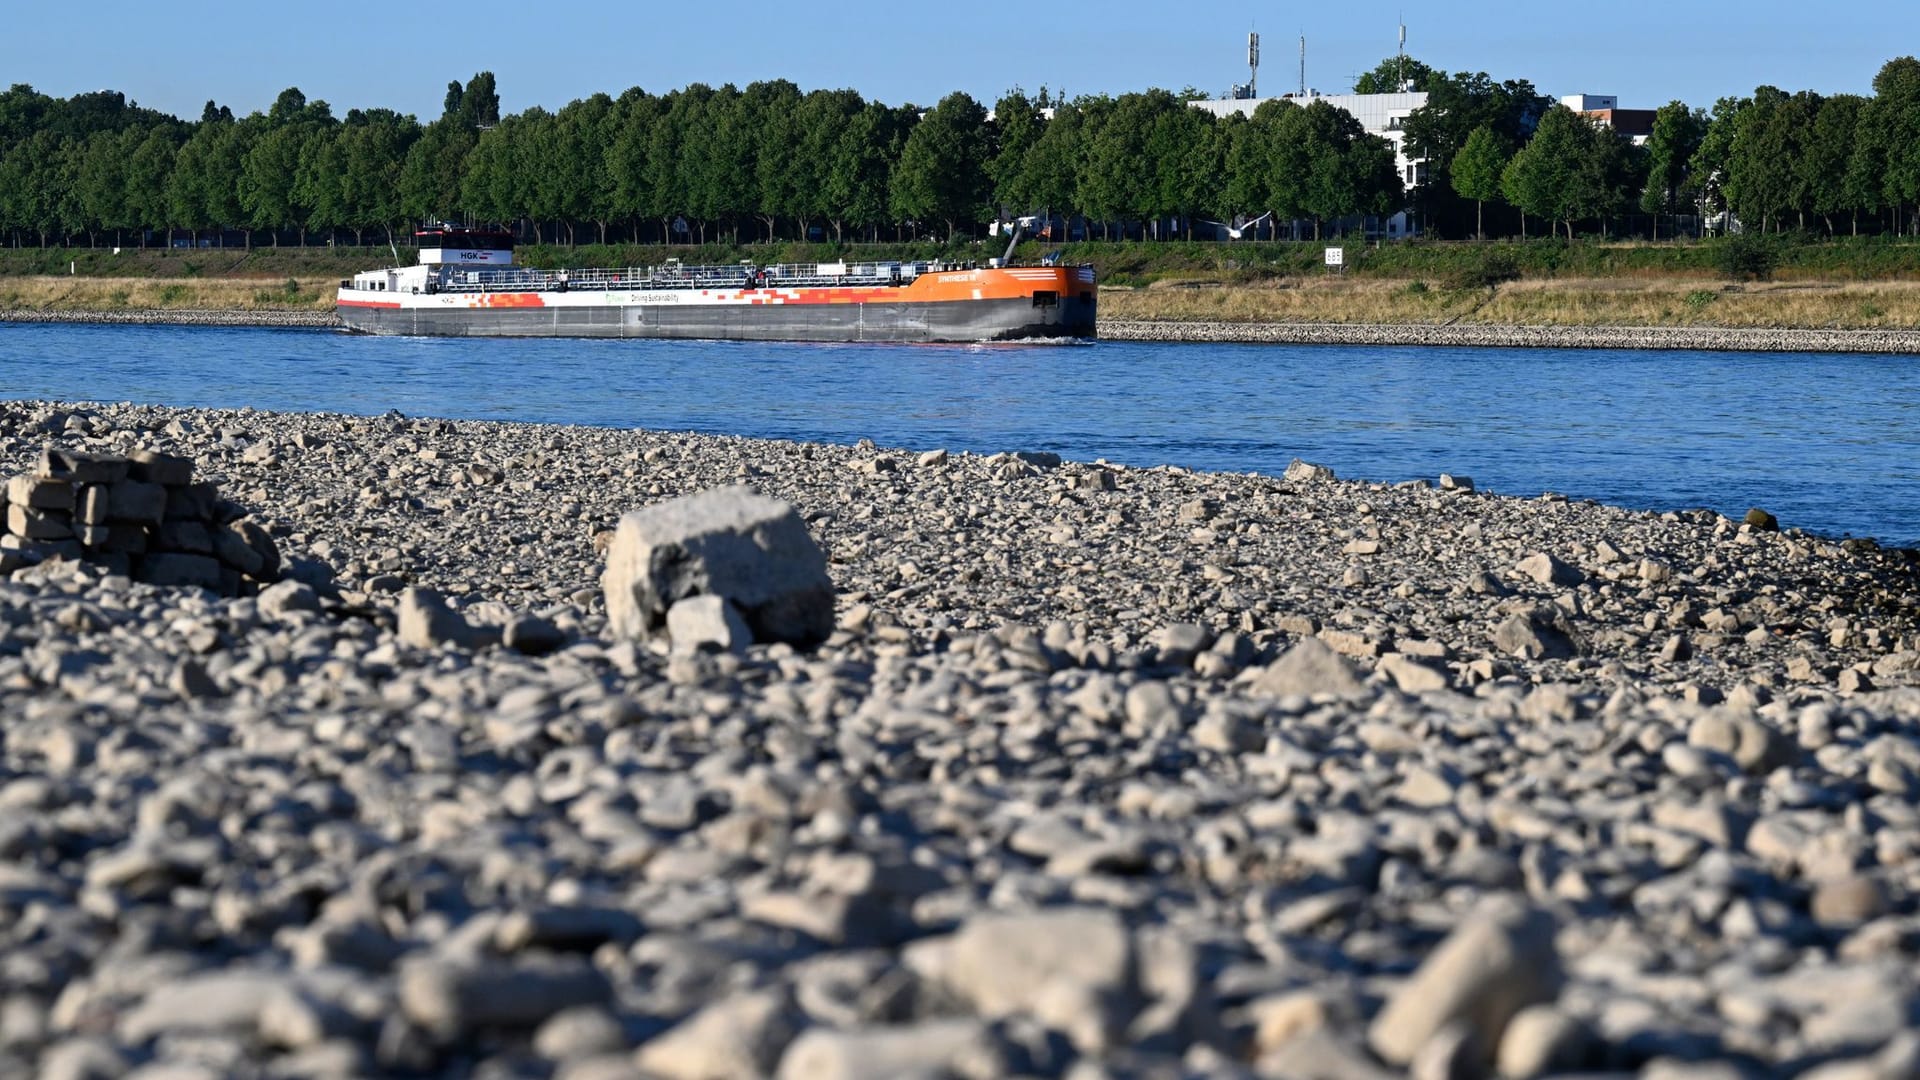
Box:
[0,308,339,330]
[3,398,1920,1078]
[10,307,1920,354]
[2,445,280,593]
[1103,319,1920,355]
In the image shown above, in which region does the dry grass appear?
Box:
[12,272,1920,330]
[0,276,337,312]
[1104,277,1920,329]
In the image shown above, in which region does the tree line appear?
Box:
[1376,55,1920,240]
[1,57,1918,247]
[0,75,1401,249]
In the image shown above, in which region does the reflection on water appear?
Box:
[3,321,1918,545]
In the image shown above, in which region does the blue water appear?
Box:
[4,321,1919,546]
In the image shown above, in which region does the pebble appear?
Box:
[1367,899,1561,1066]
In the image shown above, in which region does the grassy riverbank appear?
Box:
[12,274,1920,331]
[5,236,1920,328]
[0,275,337,312]
[1103,277,1920,329]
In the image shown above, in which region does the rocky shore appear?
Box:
[4,398,1920,1078]
[0,309,339,330]
[10,307,1920,352]
[1103,319,1920,354]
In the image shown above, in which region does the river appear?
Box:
[3,321,1917,546]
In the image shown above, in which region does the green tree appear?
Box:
[243,123,310,246]
[0,83,54,147]
[826,100,912,241]
[891,91,990,239]
[533,95,612,243]
[1689,95,1746,230]
[399,118,476,228]
[745,80,804,240]
[1844,98,1889,234]
[331,108,419,245]
[1082,90,1188,237]
[988,88,1044,216]
[1501,106,1626,240]
[1146,95,1216,238]
[1353,55,1439,94]
[1450,125,1510,239]
[1638,101,1705,239]
[1872,57,1920,234]
[1017,99,1084,231]
[457,117,519,234]
[788,88,862,241]
[1401,71,1550,237]
[642,85,709,241]
[1724,86,1793,232]
[168,112,238,246]
[604,88,662,240]
[125,125,179,247]
[1221,106,1277,233]
[683,84,754,242]
[1285,100,1392,237]
[1798,93,1862,235]
[455,72,501,129]
[0,131,67,245]
[73,129,133,246]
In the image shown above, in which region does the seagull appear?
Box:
[1213,211,1274,238]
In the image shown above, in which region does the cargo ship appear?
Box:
[336,224,1096,342]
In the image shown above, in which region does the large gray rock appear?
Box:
[938,907,1138,1050]
[632,989,797,1080]
[1366,898,1561,1067]
[1515,551,1584,588]
[1250,637,1368,699]
[602,486,832,648]
[398,588,479,649]
[667,595,751,654]
[118,971,293,1042]
[398,957,612,1038]
[137,552,222,590]
[776,1020,1004,1080]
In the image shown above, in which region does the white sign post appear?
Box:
[1324,247,1345,273]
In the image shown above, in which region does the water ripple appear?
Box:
[3,323,1917,545]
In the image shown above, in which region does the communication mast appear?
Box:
[1248,32,1260,99]
[1299,35,1307,98]
[1397,20,1408,91]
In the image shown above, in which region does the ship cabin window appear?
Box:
[1031,290,1059,308]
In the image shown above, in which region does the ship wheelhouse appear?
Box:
[415,225,515,267]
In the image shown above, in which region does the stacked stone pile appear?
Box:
[1,445,280,594]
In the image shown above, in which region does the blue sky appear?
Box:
[4,1,1907,121]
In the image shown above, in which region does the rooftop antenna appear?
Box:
[1299,33,1307,98]
[1397,18,1408,91]
[1247,31,1260,100]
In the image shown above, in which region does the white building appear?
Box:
[1558,94,1617,112]
[1190,91,1429,237]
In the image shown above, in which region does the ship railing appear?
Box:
[429,262,944,294]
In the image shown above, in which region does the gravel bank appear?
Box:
[4,399,1920,1078]
[0,308,340,330]
[1104,319,1920,353]
[10,308,1920,352]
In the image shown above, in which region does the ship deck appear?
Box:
[430,261,959,296]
